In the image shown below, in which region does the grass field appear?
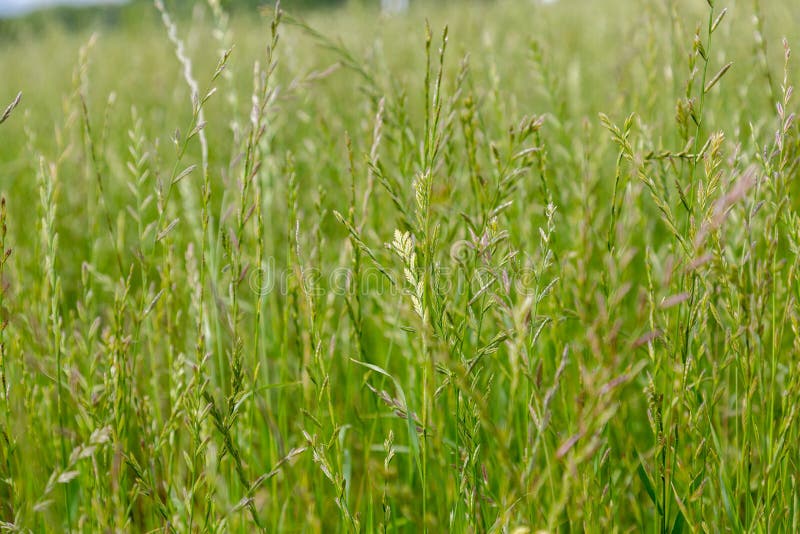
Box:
[1,0,799,531]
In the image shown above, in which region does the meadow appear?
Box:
[1,0,799,531]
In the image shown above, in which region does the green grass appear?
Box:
[1,0,799,531]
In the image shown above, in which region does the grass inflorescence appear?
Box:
[0,0,799,531]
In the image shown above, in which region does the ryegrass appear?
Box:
[0,0,799,531]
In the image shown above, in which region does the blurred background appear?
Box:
[0,0,129,18]
[0,0,401,23]
[0,0,413,35]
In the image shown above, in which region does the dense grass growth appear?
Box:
[1,0,799,530]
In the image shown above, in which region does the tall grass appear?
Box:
[0,0,799,531]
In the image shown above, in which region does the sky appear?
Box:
[0,0,128,17]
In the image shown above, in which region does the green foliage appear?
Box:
[0,0,799,531]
